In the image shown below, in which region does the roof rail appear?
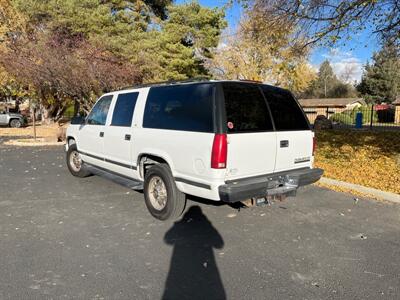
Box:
[239,79,263,83]
[121,77,210,90]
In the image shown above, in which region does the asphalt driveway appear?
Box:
[0,140,399,299]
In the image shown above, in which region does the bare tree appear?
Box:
[207,5,316,94]
[249,0,400,47]
[340,63,358,83]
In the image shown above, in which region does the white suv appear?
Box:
[65,80,323,220]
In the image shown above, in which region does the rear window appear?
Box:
[222,83,273,133]
[261,86,309,130]
[143,83,214,132]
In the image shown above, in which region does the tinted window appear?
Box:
[143,83,214,132]
[111,92,139,127]
[262,86,309,130]
[222,83,273,133]
[87,95,113,125]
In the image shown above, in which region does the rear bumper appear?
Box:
[219,168,324,203]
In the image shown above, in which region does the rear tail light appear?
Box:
[312,136,316,156]
[211,134,227,169]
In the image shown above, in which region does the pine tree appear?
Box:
[317,60,337,98]
[304,60,357,98]
[357,43,400,103]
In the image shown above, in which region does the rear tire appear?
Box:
[10,119,22,128]
[144,164,186,221]
[66,143,91,178]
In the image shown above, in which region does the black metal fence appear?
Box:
[303,105,400,130]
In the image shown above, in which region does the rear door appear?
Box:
[222,82,277,180]
[261,86,313,172]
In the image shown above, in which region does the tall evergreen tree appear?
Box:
[303,60,357,98]
[317,60,337,98]
[153,2,226,80]
[357,43,400,103]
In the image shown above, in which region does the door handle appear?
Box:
[99,132,104,137]
[280,140,289,147]
[125,134,131,141]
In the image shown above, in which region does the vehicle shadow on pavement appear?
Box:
[162,206,226,300]
[187,195,244,210]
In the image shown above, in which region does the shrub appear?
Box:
[329,113,353,125]
[350,106,378,124]
[64,104,75,118]
[377,109,395,123]
[341,109,353,116]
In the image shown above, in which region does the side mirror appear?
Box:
[70,116,86,125]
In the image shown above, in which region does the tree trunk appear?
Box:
[54,106,67,121]
[73,99,80,116]
[40,103,66,124]
[41,106,54,125]
[79,98,92,116]
[33,108,36,142]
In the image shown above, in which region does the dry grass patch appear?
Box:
[315,130,400,195]
[0,123,65,140]
[4,138,62,146]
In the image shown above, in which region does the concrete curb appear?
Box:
[320,177,400,204]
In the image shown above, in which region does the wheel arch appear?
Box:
[66,136,76,144]
[66,136,78,151]
[137,152,174,180]
[8,118,22,126]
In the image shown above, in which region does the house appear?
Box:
[394,97,400,124]
[298,98,366,123]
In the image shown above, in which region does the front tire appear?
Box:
[10,119,22,128]
[66,143,91,178]
[144,164,186,221]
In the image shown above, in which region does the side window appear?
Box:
[87,95,113,125]
[111,92,139,127]
[222,83,273,133]
[261,86,309,131]
[143,83,214,132]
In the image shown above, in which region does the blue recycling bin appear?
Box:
[355,112,363,128]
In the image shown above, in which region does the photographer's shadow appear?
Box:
[162,206,226,300]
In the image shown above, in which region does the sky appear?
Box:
[176,0,380,83]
